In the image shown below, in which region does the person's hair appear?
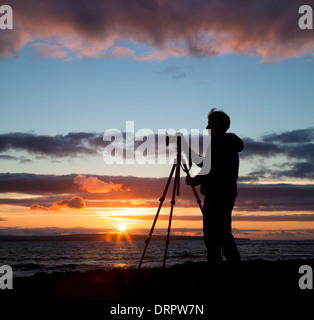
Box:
[208,108,230,132]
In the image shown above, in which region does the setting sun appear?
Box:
[117,224,128,232]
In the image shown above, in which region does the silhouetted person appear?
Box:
[186,108,243,265]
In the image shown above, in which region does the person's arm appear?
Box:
[185,138,213,187]
[185,174,202,186]
[179,133,204,167]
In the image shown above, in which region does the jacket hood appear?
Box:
[222,133,244,153]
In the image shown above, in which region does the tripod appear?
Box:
[138,136,203,269]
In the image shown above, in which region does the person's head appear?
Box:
[206,108,230,136]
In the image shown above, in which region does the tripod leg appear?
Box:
[138,163,176,269]
[163,163,180,267]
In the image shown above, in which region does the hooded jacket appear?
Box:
[200,133,243,199]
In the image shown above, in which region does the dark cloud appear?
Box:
[0,128,313,211]
[110,214,203,221]
[237,183,314,212]
[0,132,103,158]
[242,128,314,179]
[261,128,314,144]
[0,155,19,160]
[242,128,314,158]
[270,161,314,179]
[0,173,127,202]
[0,227,112,236]
[1,0,313,61]
[30,196,86,211]
[0,173,78,194]
[1,173,313,213]
[233,214,314,222]
[156,66,189,80]
[55,196,86,209]
[253,161,314,180]
[109,213,314,222]
[0,154,32,163]
[0,131,179,162]
[2,127,313,181]
[241,138,281,158]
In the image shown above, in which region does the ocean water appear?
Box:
[0,239,314,277]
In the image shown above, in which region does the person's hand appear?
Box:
[185,176,194,186]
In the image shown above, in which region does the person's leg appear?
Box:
[202,197,222,264]
[220,204,241,262]
[221,232,241,262]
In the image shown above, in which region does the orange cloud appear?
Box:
[29,204,50,211]
[73,174,123,193]
[31,43,69,59]
[135,50,169,62]
[30,196,86,211]
[54,196,86,209]
[112,46,135,57]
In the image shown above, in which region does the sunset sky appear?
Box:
[1,0,314,240]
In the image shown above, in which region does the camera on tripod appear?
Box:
[138,132,203,269]
[165,132,183,146]
[165,132,193,171]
